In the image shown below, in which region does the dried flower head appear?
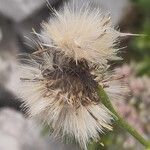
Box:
[17,52,128,149]
[16,2,130,150]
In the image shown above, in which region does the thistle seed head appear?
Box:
[16,1,130,149]
[17,51,129,149]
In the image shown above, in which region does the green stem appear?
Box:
[97,85,150,148]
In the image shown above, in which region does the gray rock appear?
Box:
[0,108,48,150]
[0,0,58,22]
[68,0,130,25]
[92,0,130,25]
[0,108,80,150]
[0,28,2,41]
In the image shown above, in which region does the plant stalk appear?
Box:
[97,85,150,148]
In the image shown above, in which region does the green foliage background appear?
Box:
[130,0,150,76]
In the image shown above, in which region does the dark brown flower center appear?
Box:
[42,56,99,107]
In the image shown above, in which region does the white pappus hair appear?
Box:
[16,1,131,150]
[16,52,129,149]
[38,1,131,66]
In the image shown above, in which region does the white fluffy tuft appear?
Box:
[16,54,129,149]
[16,54,115,150]
[40,2,125,65]
[15,1,131,149]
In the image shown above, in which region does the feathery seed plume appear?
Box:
[16,2,130,149]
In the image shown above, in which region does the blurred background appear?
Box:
[0,0,149,150]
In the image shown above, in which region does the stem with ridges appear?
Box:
[97,85,150,148]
